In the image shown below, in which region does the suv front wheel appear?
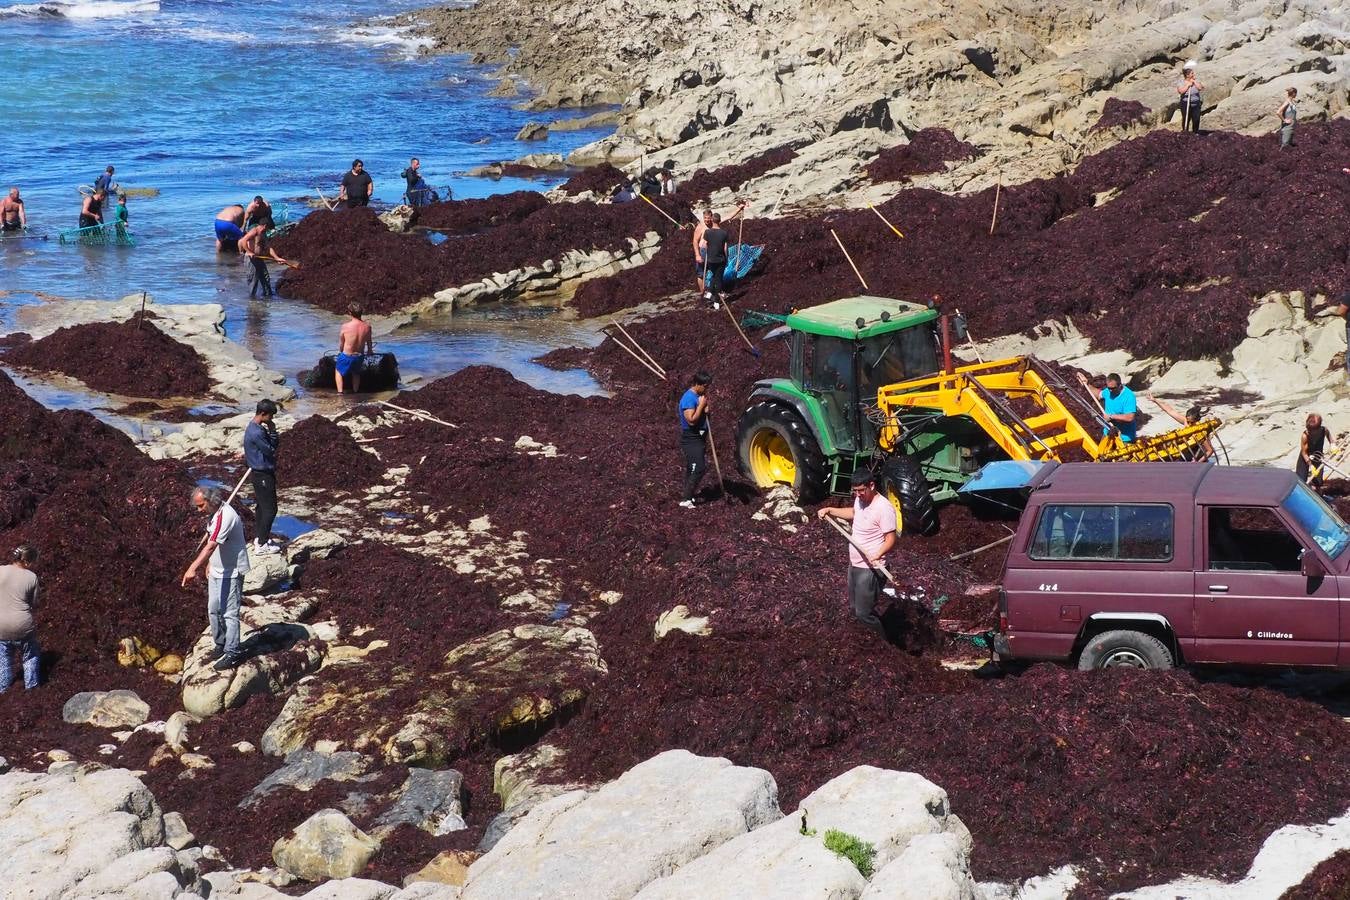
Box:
[1077,629,1174,670]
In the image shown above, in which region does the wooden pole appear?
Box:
[954,307,984,364]
[609,319,666,377]
[257,255,300,270]
[770,176,793,217]
[607,334,666,380]
[867,204,904,239]
[823,514,894,582]
[734,214,745,271]
[830,229,869,291]
[138,291,147,330]
[705,413,727,499]
[722,302,760,357]
[947,533,1014,563]
[989,177,1001,236]
[194,469,251,551]
[315,187,336,211]
[637,191,683,229]
[377,400,460,429]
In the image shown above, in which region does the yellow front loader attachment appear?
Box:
[874,356,1218,464]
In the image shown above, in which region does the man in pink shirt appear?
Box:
[817,469,898,637]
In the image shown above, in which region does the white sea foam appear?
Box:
[331,22,433,59]
[0,0,158,19]
[177,25,251,44]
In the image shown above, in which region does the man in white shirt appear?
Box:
[816,469,898,638]
[181,486,252,670]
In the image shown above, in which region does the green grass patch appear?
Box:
[822,828,877,877]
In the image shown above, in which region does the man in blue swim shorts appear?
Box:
[214,203,246,252]
[336,303,374,394]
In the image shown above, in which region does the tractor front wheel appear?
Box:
[736,400,831,502]
[880,454,940,536]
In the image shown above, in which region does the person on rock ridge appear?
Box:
[1277,87,1299,149]
[817,469,897,639]
[701,212,731,308]
[1145,393,1215,460]
[339,158,373,208]
[243,399,281,555]
[1296,413,1333,487]
[692,200,747,295]
[181,487,251,671]
[78,188,105,229]
[238,217,289,299]
[0,545,42,691]
[659,167,677,196]
[214,203,247,252]
[1080,371,1137,443]
[1177,61,1204,133]
[678,370,713,508]
[1,187,27,232]
[1312,291,1350,383]
[336,303,374,394]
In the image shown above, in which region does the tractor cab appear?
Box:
[785,297,944,453]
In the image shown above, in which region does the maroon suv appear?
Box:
[992,462,1350,669]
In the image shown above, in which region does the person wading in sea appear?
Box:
[238,217,291,298]
[0,187,26,232]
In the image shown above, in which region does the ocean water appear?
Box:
[0,0,611,404]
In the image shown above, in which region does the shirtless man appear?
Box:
[336,303,374,394]
[243,195,272,230]
[214,203,247,252]
[79,189,105,229]
[0,187,25,232]
[691,199,747,293]
[238,218,290,299]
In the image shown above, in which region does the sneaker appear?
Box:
[678,499,696,509]
[711,301,721,310]
[252,541,280,556]
[210,646,225,661]
[213,653,243,671]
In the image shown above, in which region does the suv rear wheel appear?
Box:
[1077,629,1173,671]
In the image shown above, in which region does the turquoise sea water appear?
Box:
[0,0,609,400]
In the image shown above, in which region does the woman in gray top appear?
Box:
[1277,87,1298,149]
[0,545,40,691]
[1177,62,1204,133]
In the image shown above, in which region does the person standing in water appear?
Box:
[238,217,290,298]
[214,203,247,252]
[335,303,375,394]
[79,189,105,229]
[0,187,26,232]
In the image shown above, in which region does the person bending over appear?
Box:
[0,545,41,691]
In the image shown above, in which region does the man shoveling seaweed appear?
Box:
[817,470,899,640]
[238,217,292,298]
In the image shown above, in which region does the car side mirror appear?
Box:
[1301,549,1327,578]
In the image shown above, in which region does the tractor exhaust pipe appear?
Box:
[940,313,955,375]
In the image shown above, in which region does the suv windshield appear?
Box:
[1283,483,1350,559]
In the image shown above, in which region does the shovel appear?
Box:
[705,413,729,502]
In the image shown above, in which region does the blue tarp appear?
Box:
[958,460,1051,494]
[722,244,763,281]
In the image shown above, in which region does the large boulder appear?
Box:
[62,690,151,729]
[242,750,375,808]
[0,767,202,898]
[460,750,779,900]
[861,832,976,900]
[273,809,381,882]
[371,768,465,839]
[298,877,398,900]
[181,618,326,718]
[636,766,974,899]
[261,625,606,767]
[244,551,293,594]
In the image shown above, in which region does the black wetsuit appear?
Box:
[1297,426,1331,485]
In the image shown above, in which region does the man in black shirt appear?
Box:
[400,157,439,207]
[339,159,373,208]
[702,213,730,307]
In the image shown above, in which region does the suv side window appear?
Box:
[1206,507,1302,571]
[1029,504,1173,561]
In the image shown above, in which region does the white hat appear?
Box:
[1182,60,1197,70]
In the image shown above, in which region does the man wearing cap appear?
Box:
[1177,62,1204,133]
[817,470,897,638]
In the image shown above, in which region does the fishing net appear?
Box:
[57,223,135,247]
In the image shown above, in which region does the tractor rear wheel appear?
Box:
[736,400,831,502]
[880,454,940,536]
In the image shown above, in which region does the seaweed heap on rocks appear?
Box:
[3,318,212,399]
[414,191,549,234]
[1091,97,1152,132]
[558,163,629,196]
[0,370,200,746]
[1282,849,1350,899]
[677,144,799,201]
[281,414,386,492]
[578,123,1350,360]
[273,198,688,315]
[865,127,980,182]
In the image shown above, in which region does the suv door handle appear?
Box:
[1208,585,1229,593]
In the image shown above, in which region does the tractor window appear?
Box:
[808,336,856,394]
[1030,504,1173,561]
[1206,507,1303,571]
[858,327,940,397]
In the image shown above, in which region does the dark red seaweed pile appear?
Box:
[1283,850,1350,900]
[414,191,548,234]
[558,163,629,196]
[281,414,386,492]
[3,319,213,398]
[274,198,690,315]
[866,128,980,182]
[579,123,1350,361]
[1091,97,1152,132]
[678,144,799,201]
